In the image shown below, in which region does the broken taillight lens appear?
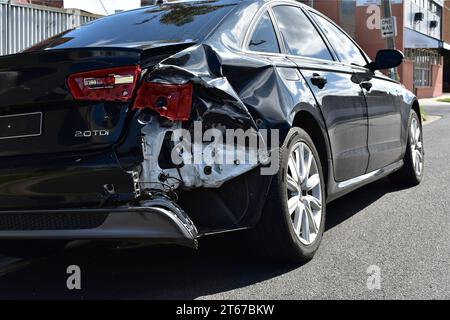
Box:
[68,66,142,102]
[133,82,193,121]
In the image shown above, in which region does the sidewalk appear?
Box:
[419,93,449,125]
[419,93,450,106]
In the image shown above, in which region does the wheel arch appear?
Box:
[292,110,332,197]
[412,99,422,125]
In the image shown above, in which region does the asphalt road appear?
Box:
[0,101,449,300]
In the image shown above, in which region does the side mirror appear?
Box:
[367,49,404,72]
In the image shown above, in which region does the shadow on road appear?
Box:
[326,177,407,231]
[0,178,404,299]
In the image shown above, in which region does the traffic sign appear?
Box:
[381,16,397,38]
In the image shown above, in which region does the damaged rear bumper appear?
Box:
[0,199,199,248]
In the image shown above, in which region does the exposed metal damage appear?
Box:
[126,44,271,246]
[137,117,260,191]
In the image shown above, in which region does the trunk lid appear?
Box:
[0,47,143,158]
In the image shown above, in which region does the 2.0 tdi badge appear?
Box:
[74,130,110,138]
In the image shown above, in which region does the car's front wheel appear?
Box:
[254,128,326,264]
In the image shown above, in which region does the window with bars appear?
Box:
[405,48,441,87]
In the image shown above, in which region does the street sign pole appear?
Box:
[383,0,395,50]
[382,0,398,80]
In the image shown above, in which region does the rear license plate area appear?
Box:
[0,112,42,140]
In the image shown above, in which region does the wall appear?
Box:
[444,1,450,93]
[355,2,404,61]
[401,60,415,93]
[13,0,63,8]
[0,1,98,56]
[445,0,450,43]
[313,0,340,22]
[416,63,443,98]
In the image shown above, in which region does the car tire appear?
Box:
[390,109,424,187]
[253,127,326,264]
[0,240,68,259]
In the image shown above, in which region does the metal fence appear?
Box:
[0,0,99,56]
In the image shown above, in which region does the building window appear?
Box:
[405,48,441,87]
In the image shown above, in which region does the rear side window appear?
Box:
[26,3,235,51]
[248,12,280,53]
[312,13,368,66]
[272,5,332,61]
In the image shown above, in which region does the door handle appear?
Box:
[311,73,327,89]
[360,81,373,91]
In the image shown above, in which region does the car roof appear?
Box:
[108,0,311,21]
[137,0,246,11]
[136,0,309,11]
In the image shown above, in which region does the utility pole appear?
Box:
[98,0,109,15]
[382,0,398,80]
[382,0,395,50]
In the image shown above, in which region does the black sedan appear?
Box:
[0,0,423,263]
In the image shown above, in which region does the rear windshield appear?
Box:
[29,1,235,51]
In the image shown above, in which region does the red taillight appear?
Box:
[133,82,193,121]
[68,66,142,102]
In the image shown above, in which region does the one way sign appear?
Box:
[381,17,397,38]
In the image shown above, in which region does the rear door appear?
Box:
[271,4,369,182]
[311,12,403,172]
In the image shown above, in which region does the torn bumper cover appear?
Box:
[0,198,199,248]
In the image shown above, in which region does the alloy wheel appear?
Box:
[286,142,323,245]
[410,118,423,177]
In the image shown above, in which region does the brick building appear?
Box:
[443,0,450,92]
[301,0,448,98]
[13,0,63,8]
